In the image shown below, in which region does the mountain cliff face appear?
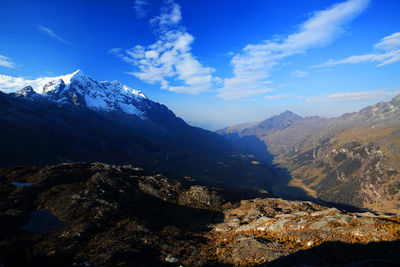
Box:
[218,96,400,214]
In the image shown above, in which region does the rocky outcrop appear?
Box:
[208,198,400,265]
[1,163,400,266]
[0,163,225,266]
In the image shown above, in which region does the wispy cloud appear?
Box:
[307,88,400,102]
[316,32,400,67]
[264,93,303,100]
[111,0,216,94]
[291,70,308,78]
[217,0,369,100]
[133,0,150,18]
[265,93,292,100]
[37,25,69,45]
[149,0,182,29]
[0,54,15,68]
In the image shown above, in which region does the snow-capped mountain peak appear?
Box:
[0,70,149,118]
[54,69,83,85]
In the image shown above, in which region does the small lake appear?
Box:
[10,182,33,187]
[20,209,67,233]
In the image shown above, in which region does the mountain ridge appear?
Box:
[7,70,150,118]
[218,94,400,214]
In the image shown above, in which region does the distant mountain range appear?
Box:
[218,95,400,214]
[2,70,400,213]
[0,70,277,195]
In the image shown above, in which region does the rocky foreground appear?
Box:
[1,163,400,266]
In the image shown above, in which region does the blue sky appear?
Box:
[1,0,400,129]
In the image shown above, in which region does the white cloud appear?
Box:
[307,88,400,102]
[374,32,400,51]
[291,70,308,78]
[217,0,369,100]
[111,0,216,94]
[150,0,182,29]
[0,72,75,93]
[0,54,15,68]
[317,32,400,67]
[37,25,69,45]
[265,93,292,100]
[133,0,150,18]
[0,75,32,93]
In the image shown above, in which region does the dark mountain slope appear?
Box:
[0,69,234,166]
[0,72,279,195]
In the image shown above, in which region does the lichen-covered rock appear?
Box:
[178,185,223,211]
[207,198,400,265]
